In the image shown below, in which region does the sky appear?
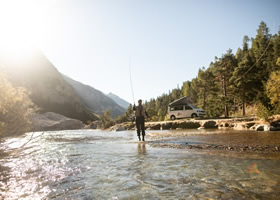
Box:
[0,0,280,103]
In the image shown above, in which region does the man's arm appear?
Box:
[133,104,136,111]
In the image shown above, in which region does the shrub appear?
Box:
[266,70,280,113]
[98,110,115,129]
[0,73,36,137]
[256,103,272,121]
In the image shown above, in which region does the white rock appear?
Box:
[256,124,270,131]
[31,112,84,131]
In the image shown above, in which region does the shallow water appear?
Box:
[1,130,280,199]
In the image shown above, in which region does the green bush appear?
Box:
[98,110,115,129]
[0,73,36,137]
[266,70,280,114]
[256,103,272,121]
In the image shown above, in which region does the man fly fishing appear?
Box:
[133,99,148,141]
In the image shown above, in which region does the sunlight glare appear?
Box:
[0,0,56,62]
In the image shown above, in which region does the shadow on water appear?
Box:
[0,129,280,199]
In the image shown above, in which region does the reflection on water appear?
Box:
[138,143,146,155]
[0,130,280,199]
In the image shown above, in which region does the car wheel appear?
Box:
[191,113,198,118]
[170,115,176,120]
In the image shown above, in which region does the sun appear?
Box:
[0,0,55,62]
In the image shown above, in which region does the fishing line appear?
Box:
[129,56,135,104]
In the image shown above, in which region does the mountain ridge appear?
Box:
[0,51,97,122]
[107,92,130,109]
[62,75,126,118]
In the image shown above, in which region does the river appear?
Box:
[1,130,280,199]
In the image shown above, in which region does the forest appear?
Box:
[139,21,280,121]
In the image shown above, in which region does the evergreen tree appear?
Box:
[182,81,191,97]
[214,49,238,117]
[189,78,199,104]
[196,67,217,110]
[273,28,280,71]
[231,36,256,116]
[251,21,274,103]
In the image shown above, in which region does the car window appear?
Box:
[174,105,184,111]
[185,105,193,110]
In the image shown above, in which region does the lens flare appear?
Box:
[248,163,261,175]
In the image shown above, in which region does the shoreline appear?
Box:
[109,115,280,132]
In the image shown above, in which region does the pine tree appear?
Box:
[197,67,216,110]
[231,36,256,116]
[273,28,280,69]
[251,21,274,103]
[214,49,238,117]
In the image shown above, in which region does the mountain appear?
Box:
[0,50,97,122]
[62,75,126,117]
[107,92,130,109]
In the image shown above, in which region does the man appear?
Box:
[133,99,148,141]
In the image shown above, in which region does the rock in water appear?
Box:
[256,124,270,131]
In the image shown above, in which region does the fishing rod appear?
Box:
[129,55,135,104]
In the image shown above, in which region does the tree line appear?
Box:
[141,21,280,121]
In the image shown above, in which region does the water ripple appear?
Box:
[0,130,280,199]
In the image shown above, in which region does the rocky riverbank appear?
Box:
[109,115,280,132]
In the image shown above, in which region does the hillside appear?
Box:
[62,75,126,117]
[107,92,130,109]
[0,50,97,122]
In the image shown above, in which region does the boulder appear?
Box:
[270,120,280,131]
[175,121,201,129]
[148,123,161,130]
[255,124,270,131]
[202,121,218,129]
[218,122,232,129]
[31,112,84,131]
[161,122,173,130]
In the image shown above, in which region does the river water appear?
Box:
[1,130,280,199]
